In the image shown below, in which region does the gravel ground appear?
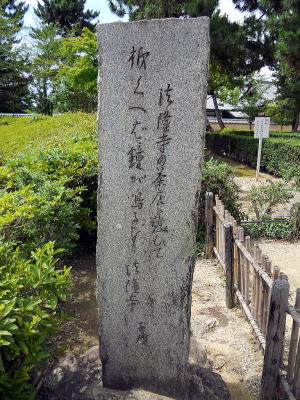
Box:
[52,255,264,399]
[234,176,300,219]
[233,173,300,298]
[192,258,263,400]
[257,239,300,299]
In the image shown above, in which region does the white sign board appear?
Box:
[254,117,270,138]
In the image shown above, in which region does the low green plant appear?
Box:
[246,181,294,220]
[244,218,293,239]
[0,113,98,398]
[242,181,297,239]
[0,112,96,161]
[0,241,72,400]
[196,230,205,257]
[198,158,242,254]
[0,113,98,256]
[200,158,242,221]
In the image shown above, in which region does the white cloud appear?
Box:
[218,0,244,23]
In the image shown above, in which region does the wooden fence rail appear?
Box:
[205,192,300,400]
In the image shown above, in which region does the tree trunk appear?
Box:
[211,91,225,130]
[292,111,299,131]
[162,0,169,17]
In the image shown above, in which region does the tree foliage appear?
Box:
[233,0,300,130]
[0,0,30,112]
[219,74,270,129]
[54,27,98,112]
[108,0,269,129]
[34,0,99,36]
[30,24,60,115]
[109,0,218,19]
[265,98,294,130]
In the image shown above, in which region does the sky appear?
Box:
[23,0,271,78]
[24,0,245,27]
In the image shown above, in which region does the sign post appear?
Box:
[254,116,270,180]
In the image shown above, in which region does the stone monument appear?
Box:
[96,18,210,399]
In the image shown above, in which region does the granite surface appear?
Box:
[96,18,210,398]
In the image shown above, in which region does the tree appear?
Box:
[233,0,300,131]
[108,0,269,129]
[34,0,99,36]
[30,24,60,115]
[109,0,219,19]
[238,78,269,130]
[208,12,267,129]
[219,75,270,129]
[0,0,30,112]
[54,27,97,112]
[266,98,294,131]
[274,3,300,131]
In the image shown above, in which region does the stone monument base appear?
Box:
[38,339,230,400]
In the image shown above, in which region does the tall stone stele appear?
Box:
[96,18,210,399]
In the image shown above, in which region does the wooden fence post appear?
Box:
[260,278,289,400]
[205,192,214,259]
[287,288,300,385]
[244,236,250,305]
[294,344,300,399]
[224,222,234,309]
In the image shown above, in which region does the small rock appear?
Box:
[205,318,219,329]
[189,337,210,369]
[213,355,226,371]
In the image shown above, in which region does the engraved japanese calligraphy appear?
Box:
[96,18,209,398]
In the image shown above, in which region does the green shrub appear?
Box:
[200,158,242,221]
[242,181,295,239]
[197,159,242,255]
[0,113,96,399]
[206,131,300,180]
[244,219,293,239]
[0,180,83,255]
[0,241,72,400]
[216,129,300,140]
[246,181,294,219]
[0,115,98,256]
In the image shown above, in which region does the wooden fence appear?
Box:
[205,192,300,400]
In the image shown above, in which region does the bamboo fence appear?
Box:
[205,192,300,400]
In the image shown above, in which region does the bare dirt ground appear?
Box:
[192,258,263,400]
[232,173,300,298]
[53,254,99,357]
[53,254,263,400]
[214,153,300,218]
[234,175,300,220]
[49,159,298,400]
[257,239,300,299]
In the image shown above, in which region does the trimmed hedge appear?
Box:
[216,129,300,140]
[206,131,300,179]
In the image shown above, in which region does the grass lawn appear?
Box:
[0,112,97,160]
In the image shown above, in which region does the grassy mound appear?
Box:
[0,113,97,160]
